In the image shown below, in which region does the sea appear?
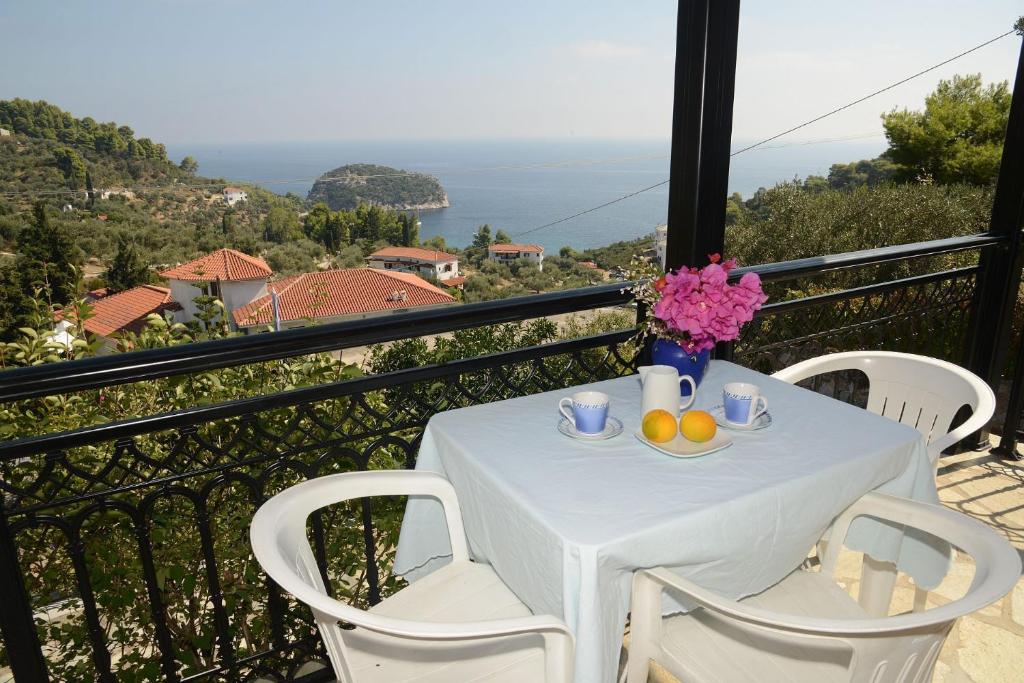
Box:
[165,138,886,253]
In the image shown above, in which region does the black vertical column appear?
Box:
[664,0,708,272]
[984,35,1024,456]
[665,0,742,272]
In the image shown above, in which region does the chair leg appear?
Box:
[858,555,898,617]
[627,572,660,683]
[913,585,929,612]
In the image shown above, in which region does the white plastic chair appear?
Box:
[626,492,1020,683]
[772,351,995,470]
[250,470,574,683]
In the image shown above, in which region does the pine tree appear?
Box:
[18,203,79,306]
[106,234,149,293]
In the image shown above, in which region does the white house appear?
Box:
[366,246,460,282]
[654,224,667,268]
[159,248,272,327]
[222,187,248,206]
[0,127,11,137]
[487,243,544,271]
[98,188,136,201]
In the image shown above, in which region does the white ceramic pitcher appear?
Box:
[638,365,697,417]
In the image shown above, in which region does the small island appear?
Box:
[307,163,449,211]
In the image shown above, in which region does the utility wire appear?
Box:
[511,28,1015,238]
[729,29,1015,157]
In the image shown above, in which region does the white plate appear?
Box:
[708,405,772,431]
[558,416,624,441]
[633,429,733,458]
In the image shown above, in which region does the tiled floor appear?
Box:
[638,443,1024,683]
[926,446,1024,682]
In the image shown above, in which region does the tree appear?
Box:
[826,157,897,190]
[53,146,86,188]
[494,229,512,244]
[221,211,237,245]
[262,207,302,242]
[402,212,420,246]
[472,225,492,249]
[18,203,79,306]
[105,234,149,292]
[179,156,199,175]
[882,74,1011,184]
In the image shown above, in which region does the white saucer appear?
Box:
[634,429,733,458]
[558,416,624,441]
[709,405,772,431]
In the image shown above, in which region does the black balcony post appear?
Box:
[664,0,708,272]
[665,0,740,273]
[693,0,741,263]
[0,508,50,682]
[967,34,1024,454]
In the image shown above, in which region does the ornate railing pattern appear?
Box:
[0,236,1002,682]
[1,326,638,682]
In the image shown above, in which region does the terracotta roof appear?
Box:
[233,268,455,327]
[223,187,245,194]
[488,243,544,254]
[444,276,467,287]
[579,261,599,269]
[86,287,110,300]
[159,248,272,282]
[368,246,458,263]
[74,285,181,338]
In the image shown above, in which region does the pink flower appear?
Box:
[650,255,767,347]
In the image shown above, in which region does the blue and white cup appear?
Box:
[558,391,610,435]
[723,382,768,426]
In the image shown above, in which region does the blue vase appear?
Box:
[651,339,711,397]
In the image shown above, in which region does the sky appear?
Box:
[0,0,1020,145]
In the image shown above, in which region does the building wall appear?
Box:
[488,251,544,272]
[168,278,266,328]
[367,257,459,281]
[167,280,205,322]
[221,280,267,318]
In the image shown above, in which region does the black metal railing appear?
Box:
[0,233,1004,682]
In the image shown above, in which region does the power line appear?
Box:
[511,28,1015,238]
[512,180,671,238]
[729,29,1015,157]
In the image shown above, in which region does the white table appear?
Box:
[394,361,944,683]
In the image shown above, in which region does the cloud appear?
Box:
[571,40,648,61]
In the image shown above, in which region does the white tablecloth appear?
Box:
[393,361,944,683]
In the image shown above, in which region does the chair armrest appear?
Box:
[925,382,996,463]
[637,565,990,637]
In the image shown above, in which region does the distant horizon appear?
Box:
[2,1,1018,145]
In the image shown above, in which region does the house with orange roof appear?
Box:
[366,246,460,282]
[53,285,182,351]
[232,268,455,332]
[487,243,544,271]
[159,248,273,325]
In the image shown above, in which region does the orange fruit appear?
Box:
[642,409,678,443]
[680,410,716,443]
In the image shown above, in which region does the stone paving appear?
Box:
[636,443,1024,683]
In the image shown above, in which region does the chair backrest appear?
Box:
[638,492,1019,683]
[249,470,470,682]
[772,351,995,465]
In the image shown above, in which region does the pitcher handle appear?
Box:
[558,398,576,426]
[678,376,697,411]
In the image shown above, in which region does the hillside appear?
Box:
[0,99,308,273]
[307,163,449,210]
